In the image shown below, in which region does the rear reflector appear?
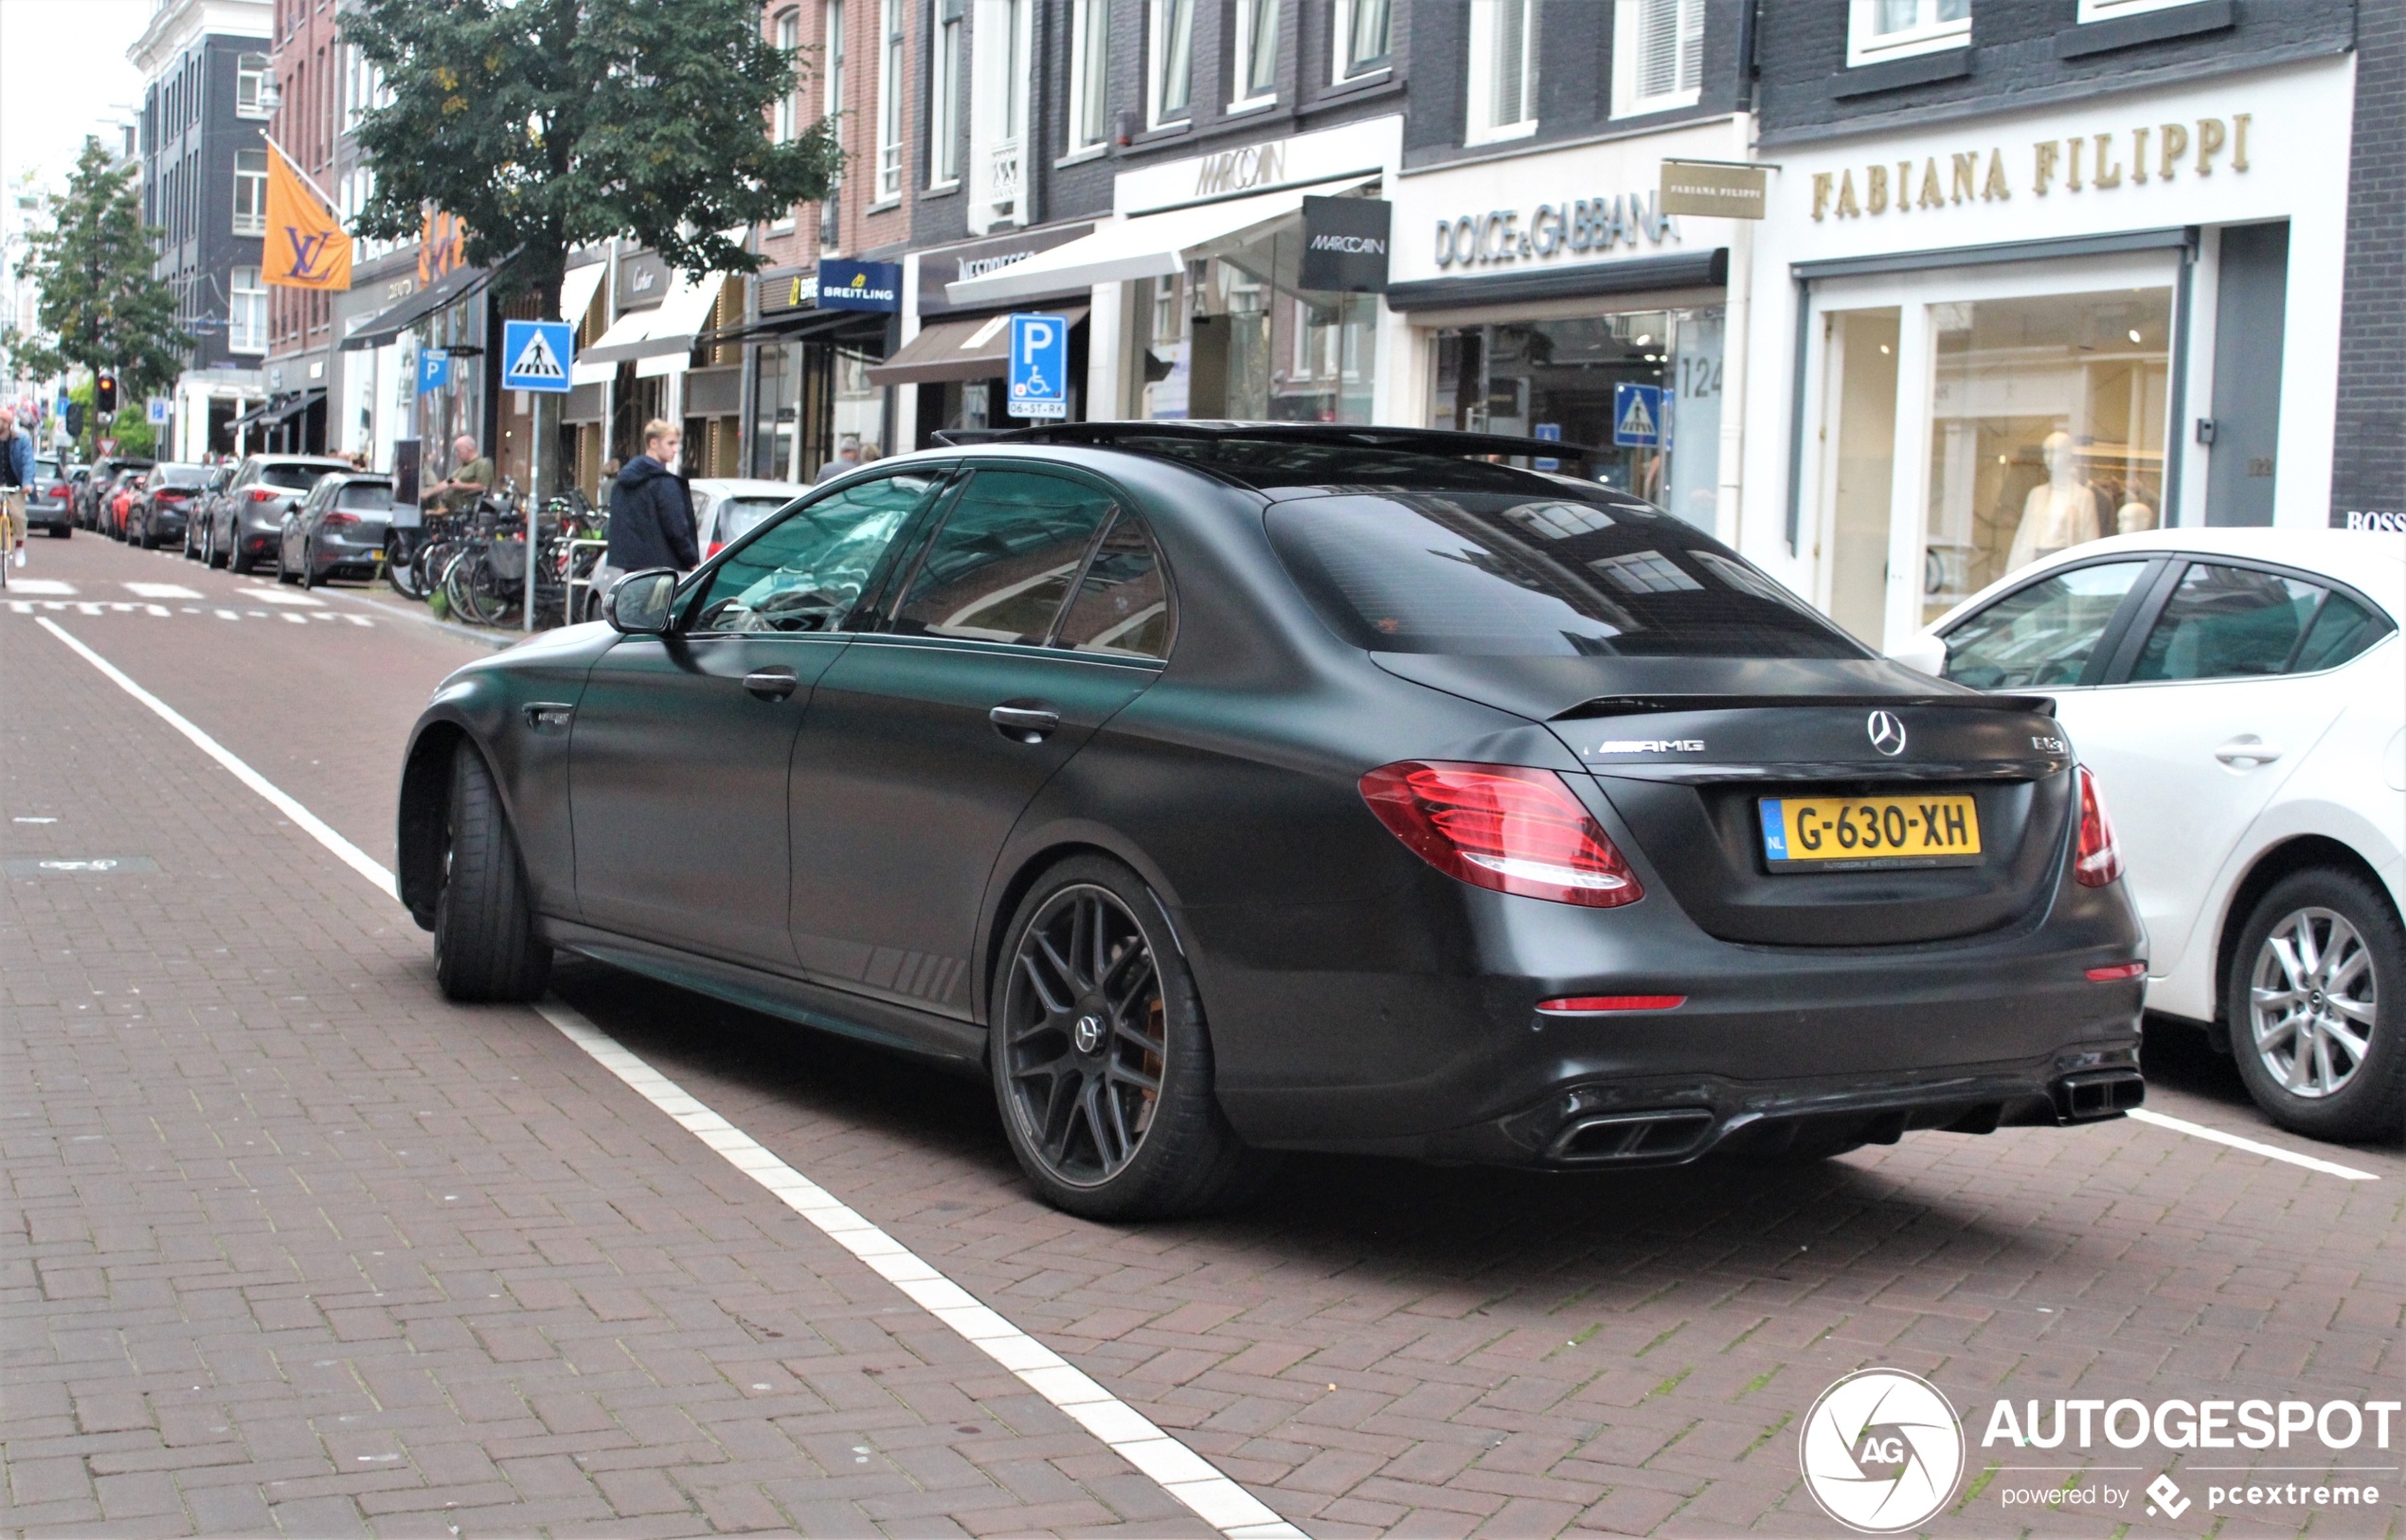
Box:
[1361,761,1643,908]
[2085,961,2146,981]
[1537,995,1686,1013]
[323,511,361,529]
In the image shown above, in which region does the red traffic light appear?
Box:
[95,373,119,414]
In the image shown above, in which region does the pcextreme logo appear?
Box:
[1800,1370,1966,1532]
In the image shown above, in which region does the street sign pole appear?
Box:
[500,318,576,633]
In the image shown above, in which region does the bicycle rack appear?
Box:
[563,538,610,620]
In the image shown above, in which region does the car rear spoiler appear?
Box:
[1553,692,2058,721]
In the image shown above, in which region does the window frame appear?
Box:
[1229,0,1280,114]
[873,0,904,203]
[1148,0,1194,128]
[231,149,268,236]
[228,265,267,352]
[2074,0,2194,19]
[821,0,846,246]
[2095,556,2399,687]
[235,52,271,116]
[1463,0,1535,146]
[1610,0,1703,120]
[772,9,801,144]
[928,0,963,188]
[1065,0,1112,155]
[1330,0,1392,84]
[1934,553,2163,691]
[1845,0,1971,67]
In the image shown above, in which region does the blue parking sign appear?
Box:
[501,318,574,394]
[1007,313,1069,420]
[1612,383,1663,449]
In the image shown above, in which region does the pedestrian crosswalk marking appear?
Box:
[123,582,202,600]
[11,579,76,595]
[508,329,566,381]
[7,599,371,626]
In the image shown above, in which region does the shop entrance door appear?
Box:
[1819,308,1901,646]
[2205,222,2288,528]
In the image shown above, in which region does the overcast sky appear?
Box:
[1,0,153,197]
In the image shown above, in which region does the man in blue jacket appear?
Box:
[597,420,698,608]
[0,406,35,577]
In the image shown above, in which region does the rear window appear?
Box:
[261,463,343,491]
[715,495,792,545]
[157,464,209,488]
[1096,434,1589,493]
[336,482,394,512]
[1267,492,1870,659]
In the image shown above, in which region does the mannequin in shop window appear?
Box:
[2007,430,2103,572]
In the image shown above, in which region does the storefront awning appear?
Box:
[580,271,723,366]
[558,260,606,330]
[943,176,1375,308]
[868,306,1087,387]
[339,265,492,351]
[699,305,891,351]
[234,387,327,427]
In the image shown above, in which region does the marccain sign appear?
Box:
[1193,142,1287,199]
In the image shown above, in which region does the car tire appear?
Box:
[229,540,251,576]
[432,743,552,1003]
[990,855,1277,1220]
[277,544,297,584]
[302,542,321,589]
[2227,868,2405,1143]
[207,524,226,569]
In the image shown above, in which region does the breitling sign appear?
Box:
[1811,114,2253,221]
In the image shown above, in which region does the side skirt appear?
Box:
[541,917,989,1070]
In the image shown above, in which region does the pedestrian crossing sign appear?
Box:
[1612,382,1664,449]
[502,318,575,393]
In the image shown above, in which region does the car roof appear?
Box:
[1931,528,2406,633]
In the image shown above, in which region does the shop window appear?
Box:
[1332,0,1391,82]
[1922,288,2171,623]
[1149,0,1194,126]
[1230,0,1279,111]
[232,149,267,235]
[1465,0,1535,144]
[1067,0,1111,152]
[929,0,962,185]
[236,52,270,116]
[1427,310,1723,529]
[1846,0,1969,67]
[1611,0,1702,118]
[228,267,267,353]
[874,0,904,201]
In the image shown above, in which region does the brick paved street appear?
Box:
[6,533,2402,1538]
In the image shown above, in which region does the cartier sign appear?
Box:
[1433,192,1678,269]
[1812,113,2253,221]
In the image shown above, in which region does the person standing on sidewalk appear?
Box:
[0,406,34,579]
[596,420,698,605]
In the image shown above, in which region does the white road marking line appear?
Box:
[2127,1107,2380,1181]
[30,618,1304,1540]
[9,578,76,595]
[280,612,308,624]
[532,997,1304,1540]
[242,587,324,607]
[31,618,398,900]
[123,582,203,600]
[214,609,239,620]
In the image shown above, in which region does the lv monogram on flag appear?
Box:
[262,141,352,291]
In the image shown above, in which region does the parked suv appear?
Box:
[201,454,351,573]
[127,462,211,549]
[398,423,2149,1220]
[180,465,234,560]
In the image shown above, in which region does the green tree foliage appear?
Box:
[63,379,157,459]
[4,138,190,396]
[344,0,844,315]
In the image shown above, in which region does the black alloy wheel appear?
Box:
[992,855,1274,1220]
[432,743,551,1001]
[302,539,321,589]
[2228,868,2404,1142]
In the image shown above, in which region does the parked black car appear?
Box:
[200,454,351,573]
[278,473,393,587]
[77,457,152,530]
[127,462,211,548]
[397,424,2148,1219]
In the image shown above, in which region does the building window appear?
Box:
[929,0,961,185]
[874,0,903,201]
[1332,0,1391,81]
[1230,0,1278,110]
[2075,0,2190,16]
[236,52,270,116]
[1465,0,1535,143]
[1067,0,1110,152]
[1846,0,1970,66]
[229,266,267,352]
[1149,0,1193,126]
[232,149,268,235]
[1612,0,1701,117]
[773,10,800,142]
[821,0,844,245]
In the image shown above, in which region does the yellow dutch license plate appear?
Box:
[368,548,385,564]
[1759,794,1982,870]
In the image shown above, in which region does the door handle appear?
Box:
[743,668,799,701]
[2214,737,2283,766]
[989,703,1060,743]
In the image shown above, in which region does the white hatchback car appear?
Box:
[1892,529,2404,1141]
[690,478,810,561]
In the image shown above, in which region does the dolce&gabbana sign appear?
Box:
[1433,192,1678,269]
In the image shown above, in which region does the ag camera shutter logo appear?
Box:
[1800,1369,1966,1532]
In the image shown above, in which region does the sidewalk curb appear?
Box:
[329,586,522,651]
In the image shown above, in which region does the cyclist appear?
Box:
[0,407,34,579]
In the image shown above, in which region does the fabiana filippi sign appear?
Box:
[1812,112,2253,221]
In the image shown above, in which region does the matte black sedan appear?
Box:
[278,473,392,587]
[397,424,2148,1219]
[127,462,211,548]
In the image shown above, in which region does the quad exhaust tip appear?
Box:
[2055,1068,2146,1121]
[1549,1108,1718,1162]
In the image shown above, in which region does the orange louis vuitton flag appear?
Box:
[261,141,352,291]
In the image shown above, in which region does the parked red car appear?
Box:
[104,469,148,540]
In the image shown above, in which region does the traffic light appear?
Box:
[65,401,85,438]
[94,372,118,415]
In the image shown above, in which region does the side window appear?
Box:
[2288,591,2393,674]
[889,470,1118,644]
[1941,561,2146,689]
[1055,513,1174,660]
[689,471,943,634]
[2128,563,2322,683]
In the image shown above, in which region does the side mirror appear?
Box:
[604,567,679,635]
[1888,632,1948,680]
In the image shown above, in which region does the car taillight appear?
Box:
[323,511,360,529]
[1360,761,1643,908]
[706,541,725,558]
[1537,995,1686,1013]
[2085,961,2146,981]
[157,491,187,501]
[2074,764,2122,887]
[249,488,278,502]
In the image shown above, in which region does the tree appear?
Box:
[344,0,844,317]
[4,138,190,397]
